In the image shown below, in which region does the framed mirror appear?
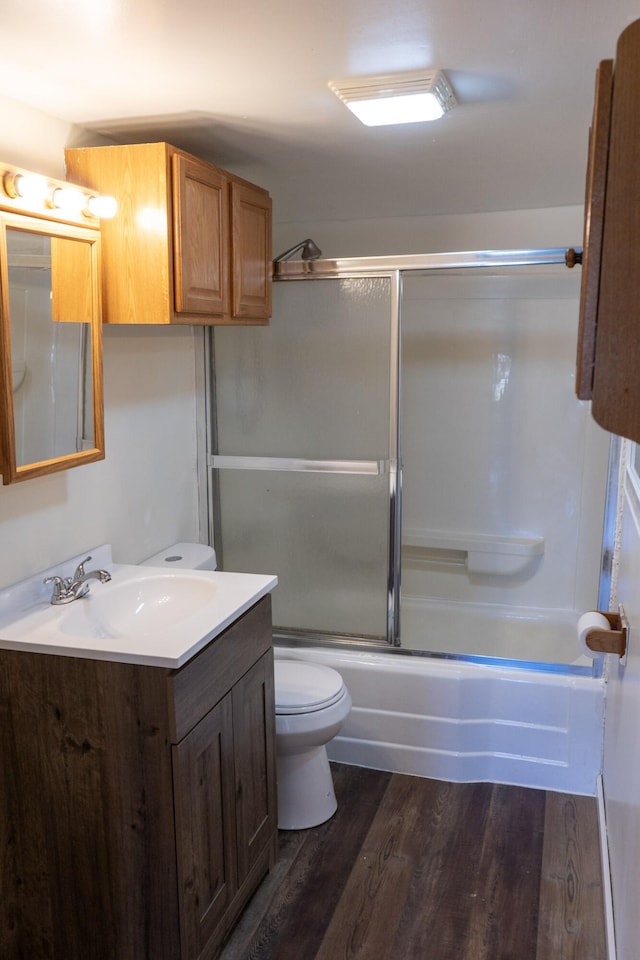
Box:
[0,202,104,484]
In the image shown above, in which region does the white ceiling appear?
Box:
[1,0,638,223]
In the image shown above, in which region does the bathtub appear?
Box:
[273,643,606,796]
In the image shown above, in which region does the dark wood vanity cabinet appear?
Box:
[0,595,277,960]
[576,18,640,442]
[172,643,277,960]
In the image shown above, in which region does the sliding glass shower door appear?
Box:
[210,275,400,643]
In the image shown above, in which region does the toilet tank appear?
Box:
[140,542,217,571]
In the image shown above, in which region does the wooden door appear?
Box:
[173,153,230,316]
[232,652,277,884]
[173,694,237,960]
[231,180,272,320]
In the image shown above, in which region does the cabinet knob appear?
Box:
[565,247,583,268]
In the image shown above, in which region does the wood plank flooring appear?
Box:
[220,764,606,960]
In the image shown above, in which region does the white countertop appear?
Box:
[0,545,277,669]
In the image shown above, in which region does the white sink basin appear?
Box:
[60,573,219,639]
[0,547,277,668]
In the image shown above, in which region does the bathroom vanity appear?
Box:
[0,556,278,960]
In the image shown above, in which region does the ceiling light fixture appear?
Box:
[328,69,456,127]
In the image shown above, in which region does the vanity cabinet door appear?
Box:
[173,153,230,317]
[173,694,237,960]
[575,58,613,400]
[232,651,277,885]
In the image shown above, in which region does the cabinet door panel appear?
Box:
[173,694,236,960]
[231,181,272,320]
[232,652,277,883]
[576,59,612,400]
[592,21,640,440]
[173,153,230,316]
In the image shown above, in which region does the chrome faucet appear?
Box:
[44,555,112,605]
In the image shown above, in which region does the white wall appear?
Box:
[602,450,640,960]
[0,96,202,590]
[0,94,70,179]
[273,204,585,260]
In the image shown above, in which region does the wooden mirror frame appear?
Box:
[0,163,104,483]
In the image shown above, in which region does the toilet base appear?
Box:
[277,745,337,830]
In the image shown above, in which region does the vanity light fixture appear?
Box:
[1,163,117,221]
[328,69,456,126]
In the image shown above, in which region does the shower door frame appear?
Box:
[206,247,585,651]
[209,270,403,646]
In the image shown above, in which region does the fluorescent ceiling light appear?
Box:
[329,69,456,127]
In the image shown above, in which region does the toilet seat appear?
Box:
[275,660,346,714]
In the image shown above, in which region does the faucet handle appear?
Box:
[73,555,93,580]
[44,575,67,603]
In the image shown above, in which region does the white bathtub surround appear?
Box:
[403,529,545,577]
[275,646,606,796]
[400,596,588,663]
[400,270,610,636]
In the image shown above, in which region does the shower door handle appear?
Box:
[210,455,388,476]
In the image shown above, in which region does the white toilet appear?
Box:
[141,541,217,572]
[141,545,351,831]
[274,659,352,830]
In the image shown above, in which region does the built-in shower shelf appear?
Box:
[403,529,544,576]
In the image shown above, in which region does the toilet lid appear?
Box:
[274,660,346,714]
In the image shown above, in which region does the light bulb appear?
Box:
[86,194,118,219]
[4,172,49,203]
[51,186,86,214]
[346,92,445,126]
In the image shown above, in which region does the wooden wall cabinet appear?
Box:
[0,596,277,960]
[65,142,272,326]
[577,18,640,442]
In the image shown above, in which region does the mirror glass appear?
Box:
[0,215,104,483]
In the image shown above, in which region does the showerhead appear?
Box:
[273,238,323,262]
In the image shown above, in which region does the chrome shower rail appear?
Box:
[273,248,576,279]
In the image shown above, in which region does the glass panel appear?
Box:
[217,469,389,638]
[212,276,395,641]
[400,266,610,665]
[214,278,392,459]
[7,229,94,466]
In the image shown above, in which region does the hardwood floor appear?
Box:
[220,763,606,960]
